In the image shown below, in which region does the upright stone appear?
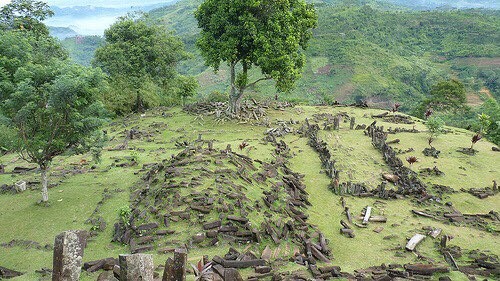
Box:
[350,117,356,130]
[119,254,154,281]
[162,248,187,281]
[52,230,88,281]
[333,116,340,130]
[162,258,174,281]
[173,248,187,281]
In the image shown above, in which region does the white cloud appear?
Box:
[0,0,12,8]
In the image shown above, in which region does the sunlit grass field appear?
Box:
[0,106,498,280]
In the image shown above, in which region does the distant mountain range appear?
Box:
[49,3,172,17]
[48,26,79,40]
[320,0,499,10]
[386,0,499,9]
[43,0,180,8]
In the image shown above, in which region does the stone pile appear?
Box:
[387,127,419,134]
[111,135,331,266]
[462,181,498,199]
[184,100,293,121]
[373,112,415,124]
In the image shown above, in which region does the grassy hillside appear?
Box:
[148,0,500,110]
[1,105,498,280]
[60,36,104,66]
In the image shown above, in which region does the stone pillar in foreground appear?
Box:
[162,248,187,281]
[119,254,154,281]
[52,230,88,281]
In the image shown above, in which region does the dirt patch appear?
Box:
[315,64,332,75]
[467,92,485,106]
[454,57,500,68]
[479,87,494,98]
[335,82,356,103]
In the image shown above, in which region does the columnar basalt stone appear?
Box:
[52,230,88,281]
[162,248,187,281]
[162,258,174,281]
[173,248,187,281]
[224,268,244,281]
[0,266,24,279]
[15,180,26,192]
[333,116,340,130]
[350,117,356,129]
[119,254,154,281]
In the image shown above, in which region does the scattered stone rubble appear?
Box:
[111,135,332,273]
[462,180,498,199]
[183,100,294,122]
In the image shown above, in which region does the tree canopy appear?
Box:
[413,79,468,118]
[0,53,107,203]
[427,79,467,111]
[0,0,54,36]
[93,16,196,113]
[2,61,107,169]
[195,0,317,113]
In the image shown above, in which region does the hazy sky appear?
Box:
[0,0,170,8]
[0,0,175,35]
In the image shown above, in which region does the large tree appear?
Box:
[1,57,107,203]
[0,5,107,203]
[195,0,317,113]
[93,16,195,113]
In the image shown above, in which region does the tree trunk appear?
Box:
[41,166,49,202]
[135,90,144,113]
[229,61,244,115]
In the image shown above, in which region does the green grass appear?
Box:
[0,106,498,281]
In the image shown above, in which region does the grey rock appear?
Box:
[52,230,88,281]
[119,254,154,281]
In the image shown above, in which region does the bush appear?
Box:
[205,91,229,103]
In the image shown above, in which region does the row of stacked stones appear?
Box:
[366,122,428,197]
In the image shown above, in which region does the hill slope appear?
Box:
[1,104,498,280]
[149,0,500,110]
[59,35,104,66]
